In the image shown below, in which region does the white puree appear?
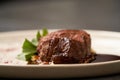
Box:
[0,43,27,65]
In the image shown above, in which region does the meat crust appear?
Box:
[37,30,95,64]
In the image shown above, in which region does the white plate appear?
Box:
[0,29,120,78]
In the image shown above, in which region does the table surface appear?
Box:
[0,0,120,80]
[0,74,120,80]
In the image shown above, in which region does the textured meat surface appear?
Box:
[37,30,93,64]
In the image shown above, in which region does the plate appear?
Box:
[0,29,120,78]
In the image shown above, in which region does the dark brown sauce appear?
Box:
[92,54,120,63]
[28,53,120,64]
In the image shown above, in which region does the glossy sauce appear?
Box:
[92,54,120,63]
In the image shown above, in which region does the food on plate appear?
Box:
[17,29,96,64]
[37,30,95,64]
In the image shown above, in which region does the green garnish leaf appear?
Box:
[37,31,41,41]
[25,53,35,61]
[17,53,34,61]
[22,39,37,53]
[42,28,48,36]
[17,53,26,61]
[17,28,48,61]
[32,30,41,46]
[31,38,38,46]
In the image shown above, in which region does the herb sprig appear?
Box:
[17,28,48,61]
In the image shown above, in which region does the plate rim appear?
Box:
[0,29,120,78]
[0,29,120,67]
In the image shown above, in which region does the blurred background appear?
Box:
[0,0,120,32]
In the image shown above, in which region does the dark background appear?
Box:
[0,0,120,32]
[0,0,120,80]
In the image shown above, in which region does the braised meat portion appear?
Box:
[37,30,95,64]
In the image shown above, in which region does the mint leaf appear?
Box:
[31,31,41,46]
[37,31,41,41]
[22,39,37,54]
[42,28,48,36]
[17,53,26,61]
[17,29,49,61]
[25,53,35,61]
[31,38,38,46]
[17,53,34,61]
